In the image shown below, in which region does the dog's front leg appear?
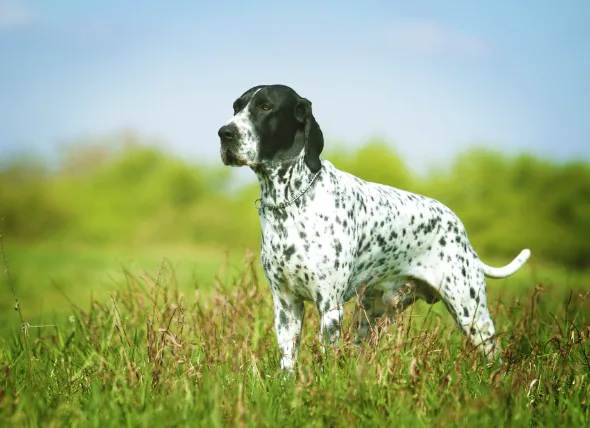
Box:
[272,293,304,372]
[318,301,344,345]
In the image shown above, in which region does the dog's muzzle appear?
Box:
[218,124,245,166]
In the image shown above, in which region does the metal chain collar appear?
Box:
[254,167,322,215]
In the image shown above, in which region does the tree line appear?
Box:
[1,134,589,269]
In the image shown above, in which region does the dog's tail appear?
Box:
[481,249,531,279]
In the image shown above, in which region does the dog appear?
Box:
[218,84,531,372]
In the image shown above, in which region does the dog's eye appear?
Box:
[261,104,271,111]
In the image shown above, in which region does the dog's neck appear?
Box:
[252,156,320,210]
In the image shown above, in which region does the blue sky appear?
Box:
[1,0,589,171]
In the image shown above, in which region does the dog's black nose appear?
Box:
[218,124,237,141]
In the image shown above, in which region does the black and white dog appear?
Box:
[218,84,530,372]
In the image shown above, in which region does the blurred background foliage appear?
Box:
[1,132,590,270]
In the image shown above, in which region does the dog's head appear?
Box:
[218,84,324,173]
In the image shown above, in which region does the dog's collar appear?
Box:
[254,167,322,215]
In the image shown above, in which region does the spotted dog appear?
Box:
[218,84,531,372]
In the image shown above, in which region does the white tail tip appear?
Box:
[482,249,531,279]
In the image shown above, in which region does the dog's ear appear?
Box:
[295,97,324,173]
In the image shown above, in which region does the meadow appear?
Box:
[1,134,589,426]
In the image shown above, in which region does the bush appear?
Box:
[1,135,589,269]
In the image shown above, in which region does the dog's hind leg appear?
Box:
[355,279,416,344]
[354,291,389,343]
[440,270,501,363]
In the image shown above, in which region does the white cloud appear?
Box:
[383,20,491,58]
[0,0,36,30]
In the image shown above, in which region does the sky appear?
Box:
[1,0,589,172]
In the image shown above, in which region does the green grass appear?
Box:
[0,243,253,335]
[0,243,589,427]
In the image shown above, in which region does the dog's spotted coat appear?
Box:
[218,84,531,372]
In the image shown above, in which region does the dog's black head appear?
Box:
[218,84,324,173]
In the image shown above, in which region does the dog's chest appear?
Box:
[259,193,356,298]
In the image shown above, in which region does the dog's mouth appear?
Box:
[221,149,248,167]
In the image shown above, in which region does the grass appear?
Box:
[0,242,251,335]
[0,242,589,427]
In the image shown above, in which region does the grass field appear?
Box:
[1,242,589,426]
